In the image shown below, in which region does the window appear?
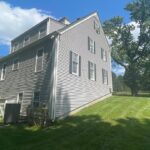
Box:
[70,51,81,76]
[35,49,44,72]
[24,36,30,46]
[0,64,6,80]
[88,37,96,54]
[33,92,40,107]
[101,48,107,61]
[13,43,18,52]
[88,61,96,81]
[12,59,19,70]
[39,27,46,38]
[102,69,108,84]
[17,93,23,103]
[94,21,100,34]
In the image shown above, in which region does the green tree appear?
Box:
[112,72,130,92]
[103,0,150,96]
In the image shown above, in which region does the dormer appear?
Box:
[10,17,65,53]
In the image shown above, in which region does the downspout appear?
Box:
[48,34,60,122]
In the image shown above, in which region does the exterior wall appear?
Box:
[11,21,48,53]
[50,19,65,33]
[0,38,54,116]
[11,18,65,54]
[55,15,112,117]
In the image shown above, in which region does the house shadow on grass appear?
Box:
[1,115,150,150]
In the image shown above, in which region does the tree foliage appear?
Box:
[103,0,150,95]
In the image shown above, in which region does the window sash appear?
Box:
[1,64,6,80]
[13,59,19,70]
[102,69,108,84]
[35,49,44,72]
[39,27,46,38]
[101,48,107,61]
[89,62,96,81]
[88,37,95,53]
[94,21,100,34]
[24,36,30,46]
[71,52,79,75]
[17,93,23,103]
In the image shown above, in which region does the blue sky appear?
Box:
[0,0,133,74]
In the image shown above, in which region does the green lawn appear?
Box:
[1,96,150,150]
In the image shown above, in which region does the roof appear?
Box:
[57,12,98,34]
[0,11,111,62]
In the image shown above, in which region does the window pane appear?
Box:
[18,93,23,102]
[36,49,43,72]
[72,62,78,73]
[13,59,19,70]
[89,62,95,81]
[102,69,108,84]
[71,52,79,75]
[37,49,43,57]
[1,64,6,80]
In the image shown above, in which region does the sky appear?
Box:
[0,0,135,75]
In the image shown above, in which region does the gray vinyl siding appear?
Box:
[50,19,65,33]
[55,15,112,117]
[11,18,65,53]
[0,39,54,115]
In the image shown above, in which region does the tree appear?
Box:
[112,72,130,93]
[103,0,150,96]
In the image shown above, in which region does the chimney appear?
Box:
[59,17,70,25]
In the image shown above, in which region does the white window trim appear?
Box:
[12,58,19,71]
[0,64,6,81]
[88,37,95,54]
[39,26,46,39]
[23,36,30,47]
[71,52,80,76]
[101,48,107,62]
[17,92,24,103]
[89,61,96,81]
[35,48,44,73]
[102,69,108,85]
[94,21,100,34]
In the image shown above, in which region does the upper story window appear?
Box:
[33,92,40,107]
[88,61,96,81]
[101,48,107,61]
[24,36,30,46]
[35,48,44,72]
[102,69,108,84]
[94,21,100,34]
[12,59,19,70]
[88,37,96,54]
[12,43,18,52]
[0,64,7,80]
[39,27,46,38]
[70,51,81,76]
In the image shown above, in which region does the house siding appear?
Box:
[55,15,112,117]
[50,19,65,33]
[0,39,54,115]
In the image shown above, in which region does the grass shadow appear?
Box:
[0,115,150,150]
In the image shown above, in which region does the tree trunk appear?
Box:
[131,87,138,96]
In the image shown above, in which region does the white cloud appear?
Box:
[0,1,52,46]
[128,21,140,41]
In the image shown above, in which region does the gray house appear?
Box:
[0,12,112,120]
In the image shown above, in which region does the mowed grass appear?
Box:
[1,96,150,150]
